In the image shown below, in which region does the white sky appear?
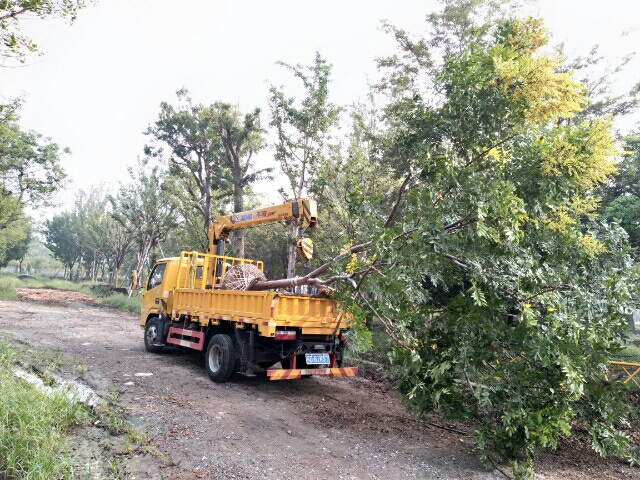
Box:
[2,0,639,211]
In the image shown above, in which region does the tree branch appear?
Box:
[521,285,572,303]
[0,7,28,22]
[433,133,518,208]
[249,241,372,291]
[384,170,413,228]
[443,253,469,270]
[355,291,410,350]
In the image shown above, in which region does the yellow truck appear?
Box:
[139,200,357,382]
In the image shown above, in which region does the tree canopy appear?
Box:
[0,101,67,263]
[0,0,86,63]
[145,89,268,256]
[320,6,638,477]
[269,52,341,277]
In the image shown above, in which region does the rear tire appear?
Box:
[205,334,236,383]
[144,317,164,353]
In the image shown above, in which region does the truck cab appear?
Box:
[139,258,178,329]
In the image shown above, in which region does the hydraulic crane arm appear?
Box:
[208,199,318,255]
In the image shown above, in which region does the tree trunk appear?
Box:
[233,186,244,258]
[286,223,298,279]
[251,262,332,291]
[91,255,97,282]
[203,190,213,252]
[134,241,152,288]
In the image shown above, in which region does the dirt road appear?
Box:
[0,290,637,479]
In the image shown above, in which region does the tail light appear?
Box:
[274,330,296,341]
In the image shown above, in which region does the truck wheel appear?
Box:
[144,317,165,353]
[206,334,236,383]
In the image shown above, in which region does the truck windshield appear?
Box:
[147,263,166,289]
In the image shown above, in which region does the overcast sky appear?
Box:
[2,0,639,211]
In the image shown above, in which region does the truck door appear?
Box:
[142,262,167,316]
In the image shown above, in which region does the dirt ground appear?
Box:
[1,288,639,479]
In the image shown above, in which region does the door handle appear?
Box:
[154,298,159,304]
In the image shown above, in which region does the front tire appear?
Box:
[206,334,236,383]
[144,317,164,353]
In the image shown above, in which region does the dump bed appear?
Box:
[171,289,340,338]
[164,252,342,338]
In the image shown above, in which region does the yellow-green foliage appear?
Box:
[486,146,510,166]
[575,234,608,257]
[494,55,585,125]
[494,18,586,125]
[541,197,601,232]
[504,17,548,53]
[539,206,607,256]
[345,253,359,273]
[541,118,619,189]
[540,207,575,233]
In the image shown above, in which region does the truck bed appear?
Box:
[171,288,341,337]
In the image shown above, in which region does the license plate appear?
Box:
[305,353,330,365]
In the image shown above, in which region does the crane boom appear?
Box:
[208,199,318,255]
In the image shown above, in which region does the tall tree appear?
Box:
[0,101,67,261]
[110,158,178,287]
[43,211,81,279]
[211,102,268,257]
[0,102,67,229]
[345,5,635,476]
[161,174,209,254]
[0,215,31,269]
[268,52,341,277]
[146,90,267,256]
[145,89,221,241]
[101,216,132,287]
[311,96,400,267]
[74,186,110,281]
[601,134,640,252]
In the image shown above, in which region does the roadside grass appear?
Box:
[0,274,23,300]
[18,275,83,291]
[0,272,142,314]
[1,339,167,477]
[615,344,640,364]
[0,340,88,480]
[96,293,142,314]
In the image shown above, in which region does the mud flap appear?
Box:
[155,314,170,346]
